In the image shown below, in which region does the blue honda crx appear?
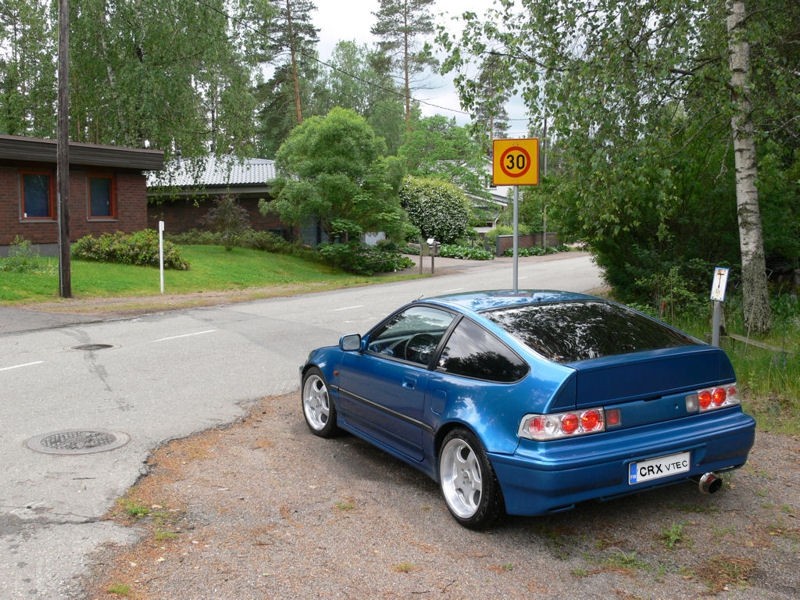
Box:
[300,290,756,529]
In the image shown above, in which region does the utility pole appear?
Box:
[57,0,71,297]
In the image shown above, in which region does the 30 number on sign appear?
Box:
[501,147,530,178]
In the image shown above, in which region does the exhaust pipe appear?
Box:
[698,472,723,495]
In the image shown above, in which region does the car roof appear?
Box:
[418,290,597,314]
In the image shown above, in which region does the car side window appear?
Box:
[366,305,455,365]
[437,318,529,382]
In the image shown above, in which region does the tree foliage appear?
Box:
[2,0,274,157]
[310,40,406,154]
[440,0,799,327]
[71,0,268,154]
[399,176,471,244]
[398,115,487,196]
[263,107,406,241]
[1,1,452,172]
[471,52,512,157]
[0,0,56,137]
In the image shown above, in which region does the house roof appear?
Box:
[0,134,164,170]
[147,156,276,190]
[466,187,511,207]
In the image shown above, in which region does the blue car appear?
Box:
[300,290,756,529]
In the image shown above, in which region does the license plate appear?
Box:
[628,451,691,485]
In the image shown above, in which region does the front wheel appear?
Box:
[438,428,504,529]
[301,367,339,438]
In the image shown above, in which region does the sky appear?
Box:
[313,0,530,132]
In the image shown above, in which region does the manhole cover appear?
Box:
[73,344,114,351]
[26,430,130,455]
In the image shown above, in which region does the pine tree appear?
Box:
[265,0,319,125]
[371,0,437,129]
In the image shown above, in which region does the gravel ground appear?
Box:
[79,392,799,600]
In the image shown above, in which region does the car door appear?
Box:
[336,305,456,462]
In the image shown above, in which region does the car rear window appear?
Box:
[485,301,697,363]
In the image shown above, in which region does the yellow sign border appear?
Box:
[492,138,540,186]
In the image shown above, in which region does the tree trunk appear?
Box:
[726,0,770,332]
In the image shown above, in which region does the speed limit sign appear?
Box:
[492,138,540,186]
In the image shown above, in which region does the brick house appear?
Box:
[0,134,164,256]
[146,156,291,239]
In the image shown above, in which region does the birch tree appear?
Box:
[2,0,270,158]
[69,0,262,156]
[0,0,56,137]
[726,0,770,331]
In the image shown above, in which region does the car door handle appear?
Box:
[402,376,417,390]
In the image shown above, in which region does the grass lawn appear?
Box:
[0,245,396,303]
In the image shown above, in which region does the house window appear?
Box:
[21,172,55,219]
[89,175,116,218]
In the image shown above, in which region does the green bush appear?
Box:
[400,176,471,244]
[167,228,317,261]
[0,236,55,274]
[166,229,225,246]
[502,244,569,257]
[438,244,494,261]
[634,264,706,321]
[317,243,414,275]
[484,226,514,248]
[72,230,189,270]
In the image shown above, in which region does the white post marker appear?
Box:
[159,220,165,294]
[710,267,729,346]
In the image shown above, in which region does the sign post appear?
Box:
[710,267,729,346]
[492,138,540,292]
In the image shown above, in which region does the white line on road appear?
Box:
[153,330,217,343]
[333,305,364,312]
[0,360,45,372]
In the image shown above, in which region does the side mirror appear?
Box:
[339,334,362,352]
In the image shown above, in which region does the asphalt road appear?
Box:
[0,252,603,599]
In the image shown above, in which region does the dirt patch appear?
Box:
[79,393,799,600]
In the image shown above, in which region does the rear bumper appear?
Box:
[489,409,756,516]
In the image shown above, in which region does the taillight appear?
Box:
[561,413,579,435]
[519,408,606,441]
[687,384,739,413]
[581,409,602,431]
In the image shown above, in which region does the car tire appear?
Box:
[438,428,504,529]
[301,367,339,438]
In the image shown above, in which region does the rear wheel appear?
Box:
[301,367,339,437]
[438,428,503,529]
